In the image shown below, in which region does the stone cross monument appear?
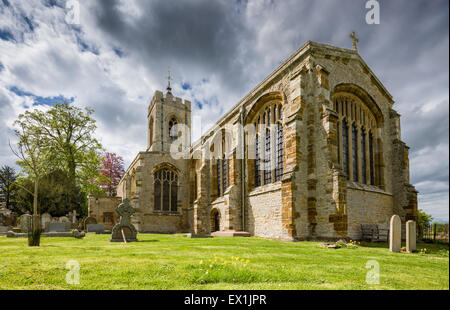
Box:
[110,199,138,242]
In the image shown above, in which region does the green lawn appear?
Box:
[0,234,448,290]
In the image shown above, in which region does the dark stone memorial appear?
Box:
[110,199,138,242]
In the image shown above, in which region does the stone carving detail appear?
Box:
[110,199,138,242]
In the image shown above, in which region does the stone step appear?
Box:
[211,231,251,237]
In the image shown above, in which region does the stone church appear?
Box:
[88,41,418,241]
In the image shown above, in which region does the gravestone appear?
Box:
[110,199,138,242]
[389,215,401,252]
[0,208,17,227]
[73,229,85,239]
[0,226,11,234]
[83,217,97,230]
[48,222,69,233]
[41,213,52,232]
[406,220,416,253]
[86,224,105,234]
[19,213,32,233]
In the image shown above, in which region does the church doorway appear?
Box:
[211,209,221,232]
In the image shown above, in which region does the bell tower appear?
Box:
[147,70,191,153]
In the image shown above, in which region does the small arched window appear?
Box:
[154,168,178,212]
[168,117,178,140]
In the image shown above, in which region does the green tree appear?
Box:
[15,170,85,217]
[0,165,18,212]
[10,120,53,246]
[417,209,433,238]
[15,102,104,189]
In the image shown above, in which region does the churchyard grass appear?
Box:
[0,234,448,290]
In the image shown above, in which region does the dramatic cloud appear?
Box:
[0,0,448,220]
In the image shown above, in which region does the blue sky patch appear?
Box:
[0,29,14,42]
[194,100,203,109]
[9,86,74,106]
[0,62,4,72]
[76,35,100,55]
[113,47,126,58]
[42,0,64,9]
[181,82,192,90]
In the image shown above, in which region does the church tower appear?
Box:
[147,71,191,153]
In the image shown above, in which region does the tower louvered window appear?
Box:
[169,118,178,140]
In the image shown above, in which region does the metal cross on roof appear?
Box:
[167,66,173,93]
[350,31,359,51]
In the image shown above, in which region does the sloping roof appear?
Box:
[192,41,394,149]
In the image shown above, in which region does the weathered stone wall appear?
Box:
[140,213,184,233]
[346,185,393,239]
[87,195,122,230]
[247,183,283,239]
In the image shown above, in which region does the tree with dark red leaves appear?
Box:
[99,152,125,197]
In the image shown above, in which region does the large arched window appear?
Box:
[154,168,178,212]
[214,134,229,197]
[249,100,283,188]
[168,117,178,140]
[334,90,380,185]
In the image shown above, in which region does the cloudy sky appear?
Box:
[0,0,448,221]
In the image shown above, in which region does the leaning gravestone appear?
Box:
[389,215,401,252]
[110,199,138,242]
[19,214,32,233]
[48,222,69,233]
[73,229,86,239]
[406,220,416,253]
[86,224,105,234]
